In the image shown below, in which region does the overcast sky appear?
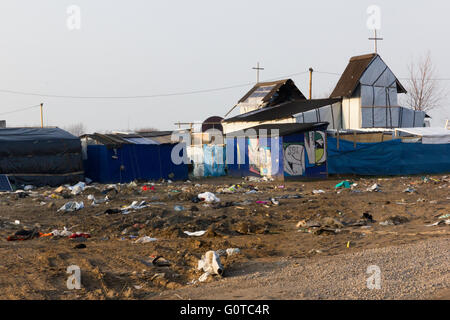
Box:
[0,0,449,132]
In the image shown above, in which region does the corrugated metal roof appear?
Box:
[81,131,176,147]
[223,98,341,123]
[330,53,406,98]
[235,79,306,110]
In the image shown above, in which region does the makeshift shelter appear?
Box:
[330,53,427,129]
[81,132,187,183]
[222,79,315,134]
[0,127,83,186]
[226,122,329,180]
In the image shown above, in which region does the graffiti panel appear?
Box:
[284,131,327,178]
[283,143,305,176]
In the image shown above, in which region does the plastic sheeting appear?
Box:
[0,128,83,186]
[361,106,426,128]
[83,144,188,183]
[395,128,450,144]
[295,103,341,129]
[327,137,450,175]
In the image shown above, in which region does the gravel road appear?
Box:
[158,237,450,300]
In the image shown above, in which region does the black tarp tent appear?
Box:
[0,127,83,186]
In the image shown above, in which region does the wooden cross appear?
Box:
[368,29,383,53]
[252,62,264,83]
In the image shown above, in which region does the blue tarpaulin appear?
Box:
[327,137,450,175]
[84,143,188,183]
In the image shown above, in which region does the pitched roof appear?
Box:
[330,53,407,98]
[223,98,341,123]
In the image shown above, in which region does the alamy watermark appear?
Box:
[67,5,81,30]
[67,265,81,290]
[366,265,381,290]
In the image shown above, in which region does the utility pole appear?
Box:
[309,68,314,99]
[368,29,383,53]
[252,62,264,83]
[40,103,44,128]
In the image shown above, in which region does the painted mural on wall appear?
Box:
[248,138,272,176]
[283,131,326,177]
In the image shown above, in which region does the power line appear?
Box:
[0,71,309,100]
[0,104,41,116]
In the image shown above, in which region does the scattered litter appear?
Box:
[87,194,109,206]
[225,248,240,256]
[150,255,171,267]
[403,187,416,193]
[69,182,86,195]
[57,201,84,212]
[197,250,224,276]
[438,213,450,219]
[69,232,91,239]
[134,236,157,243]
[198,272,211,282]
[197,192,220,203]
[335,181,351,189]
[379,215,409,226]
[51,227,73,237]
[270,198,279,205]
[425,220,450,227]
[6,229,40,241]
[23,185,34,191]
[74,244,86,249]
[367,184,381,192]
[14,220,20,225]
[184,230,206,237]
[312,189,325,194]
[142,185,155,191]
[121,201,148,213]
[174,205,185,211]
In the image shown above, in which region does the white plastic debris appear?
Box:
[14,220,20,225]
[425,219,450,227]
[121,200,148,213]
[57,201,84,212]
[134,236,157,243]
[87,194,109,206]
[23,185,34,191]
[226,248,240,256]
[184,230,207,237]
[367,184,381,192]
[198,272,212,282]
[198,192,221,203]
[312,189,325,194]
[51,227,73,237]
[69,182,86,195]
[197,250,224,276]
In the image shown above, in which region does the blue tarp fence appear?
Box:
[84,144,188,183]
[327,137,450,175]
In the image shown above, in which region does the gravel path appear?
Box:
[159,237,450,300]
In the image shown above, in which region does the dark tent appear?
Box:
[0,127,83,187]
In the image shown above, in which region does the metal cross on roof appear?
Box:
[252,62,264,83]
[368,29,383,53]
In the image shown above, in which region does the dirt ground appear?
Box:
[0,175,448,300]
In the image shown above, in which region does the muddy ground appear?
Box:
[0,175,448,300]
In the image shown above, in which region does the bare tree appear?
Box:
[64,123,87,137]
[405,52,446,112]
